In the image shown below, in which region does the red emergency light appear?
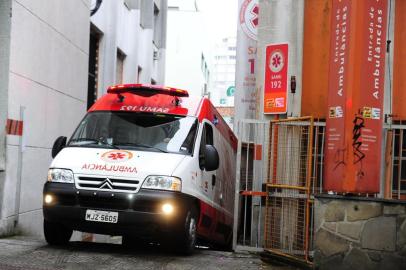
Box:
[107,84,189,97]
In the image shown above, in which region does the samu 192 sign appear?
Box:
[264,43,288,114]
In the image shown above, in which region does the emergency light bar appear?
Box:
[107,84,189,97]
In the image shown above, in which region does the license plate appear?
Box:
[85,210,118,223]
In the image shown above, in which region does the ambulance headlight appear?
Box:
[142,176,181,192]
[47,169,74,183]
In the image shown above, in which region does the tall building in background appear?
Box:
[211,37,236,129]
[0,0,168,237]
[165,0,211,97]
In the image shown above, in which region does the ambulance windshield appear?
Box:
[68,112,198,155]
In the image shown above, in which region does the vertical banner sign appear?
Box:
[324,0,388,193]
[264,44,288,114]
[235,0,258,123]
[324,0,352,192]
[355,0,388,192]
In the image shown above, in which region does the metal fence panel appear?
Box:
[264,117,314,264]
[233,119,269,250]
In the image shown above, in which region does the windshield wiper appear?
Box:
[69,138,120,149]
[117,142,168,153]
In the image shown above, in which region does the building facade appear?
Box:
[211,37,236,107]
[89,0,168,108]
[211,37,237,128]
[0,0,167,237]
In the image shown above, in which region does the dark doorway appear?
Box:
[87,29,101,110]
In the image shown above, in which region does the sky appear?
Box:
[199,0,238,42]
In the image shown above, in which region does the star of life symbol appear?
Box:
[240,0,259,40]
[99,178,113,190]
[101,150,133,163]
[108,153,125,160]
[269,50,284,73]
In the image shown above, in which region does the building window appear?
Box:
[87,29,101,110]
[201,53,205,72]
[116,49,126,84]
[153,3,160,47]
[137,66,142,83]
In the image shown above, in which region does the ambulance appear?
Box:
[43,84,237,254]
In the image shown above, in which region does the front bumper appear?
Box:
[43,182,194,238]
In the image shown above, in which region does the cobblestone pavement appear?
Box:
[0,237,296,270]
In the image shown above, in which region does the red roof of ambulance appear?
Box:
[89,84,203,117]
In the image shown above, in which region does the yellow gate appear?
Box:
[264,117,314,265]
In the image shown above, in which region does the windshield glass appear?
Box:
[68,112,198,155]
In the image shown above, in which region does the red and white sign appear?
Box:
[264,43,288,114]
[324,0,352,192]
[6,119,23,136]
[101,150,133,163]
[324,0,388,193]
[239,0,259,41]
[235,0,258,121]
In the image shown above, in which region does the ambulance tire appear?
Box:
[43,219,72,245]
[177,208,198,255]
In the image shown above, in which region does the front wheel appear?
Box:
[177,209,197,255]
[43,219,72,245]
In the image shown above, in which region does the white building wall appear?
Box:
[0,0,168,237]
[91,0,167,97]
[0,0,12,236]
[0,0,90,236]
[256,0,304,120]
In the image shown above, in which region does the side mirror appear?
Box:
[203,145,219,171]
[52,136,67,158]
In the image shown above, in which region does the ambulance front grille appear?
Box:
[75,176,141,193]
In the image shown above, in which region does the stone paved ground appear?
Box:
[0,237,296,270]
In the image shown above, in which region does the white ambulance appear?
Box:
[43,84,237,254]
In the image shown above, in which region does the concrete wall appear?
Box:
[256,0,304,119]
[0,0,12,236]
[314,195,406,269]
[0,0,90,237]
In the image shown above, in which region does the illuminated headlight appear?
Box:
[44,194,53,204]
[142,176,181,192]
[162,203,174,215]
[47,169,74,183]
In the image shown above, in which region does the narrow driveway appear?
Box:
[0,237,295,270]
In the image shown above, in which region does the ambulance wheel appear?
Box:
[178,208,197,255]
[43,219,72,245]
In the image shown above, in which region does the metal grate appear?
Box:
[233,120,270,250]
[265,117,314,264]
[75,175,140,193]
[383,124,406,200]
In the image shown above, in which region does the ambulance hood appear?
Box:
[50,147,186,181]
